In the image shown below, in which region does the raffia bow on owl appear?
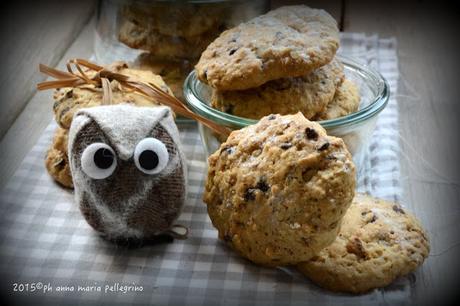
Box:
[37,59,230,241]
[37,58,231,136]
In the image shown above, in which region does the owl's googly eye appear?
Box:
[134,138,169,175]
[81,143,117,179]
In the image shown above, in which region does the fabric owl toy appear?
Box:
[68,104,187,241]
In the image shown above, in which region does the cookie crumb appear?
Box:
[244,189,256,201]
[346,237,368,260]
[220,145,235,155]
[317,142,330,151]
[223,104,234,114]
[280,143,292,150]
[392,205,405,214]
[369,214,378,223]
[256,180,270,192]
[290,223,301,229]
[305,127,318,140]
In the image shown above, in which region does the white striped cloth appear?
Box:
[340,33,402,203]
[0,33,406,305]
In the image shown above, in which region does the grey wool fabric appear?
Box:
[68,104,187,241]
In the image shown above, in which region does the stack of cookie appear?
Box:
[118,2,230,101]
[45,62,173,188]
[132,53,194,102]
[204,112,430,294]
[119,3,228,60]
[195,5,360,121]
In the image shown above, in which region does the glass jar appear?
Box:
[183,56,389,176]
[95,0,269,101]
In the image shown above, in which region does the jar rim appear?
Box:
[183,55,390,130]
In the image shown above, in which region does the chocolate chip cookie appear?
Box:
[121,2,228,38]
[297,193,430,293]
[118,20,221,60]
[204,113,356,266]
[211,59,344,120]
[196,5,339,90]
[53,62,172,130]
[45,127,72,188]
[314,79,360,120]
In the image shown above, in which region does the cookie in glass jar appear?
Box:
[211,58,344,120]
[196,5,340,90]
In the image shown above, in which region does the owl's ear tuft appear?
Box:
[157,106,173,120]
[68,112,92,156]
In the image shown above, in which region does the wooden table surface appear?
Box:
[0,1,458,305]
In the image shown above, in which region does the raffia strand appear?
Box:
[37,59,231,137]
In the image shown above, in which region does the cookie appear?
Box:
[45,127,72,188]
[314,79,360,120]
[204,113,356,266]
[121,2,228,38]
[118,20,221,60]
[53,62,172,130]
[211,59,344,120]
[133,53,195,102]
[297,193,430,294]
[195,5,340,90]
